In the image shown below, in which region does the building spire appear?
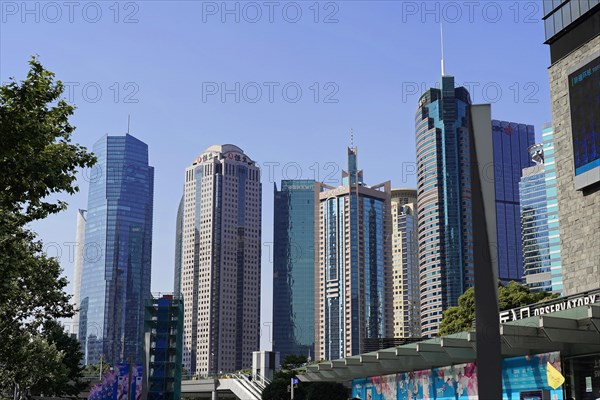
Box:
[127,114,131,134]
[350,128,354,148]
[440,22,445,76]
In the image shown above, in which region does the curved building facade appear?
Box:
[416,76,474,337]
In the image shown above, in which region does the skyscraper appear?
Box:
[315,147,391,360]
[71,208,86,338]
[390,189,420,338]
[416,76,474,337]
[173,196,184,298]
[519,124,562,294]
[491,120,535,283]
[78,134,154,365]
[273,180,317,361]
[180,144,261,376]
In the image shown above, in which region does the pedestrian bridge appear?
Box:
[181,373,269,400]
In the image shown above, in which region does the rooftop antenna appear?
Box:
[127,114,131,134]
[440,22,445,76]
[350,128,354,148]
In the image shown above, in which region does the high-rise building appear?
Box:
[519,125,563,294]
[541,124,563,293]
[544,1,600,295]
[144,293,184,400]
[390,189,420,338]
[71,208,86,338]
[273,180,317,361]
[173,196,184,298]
[491,120,535,284]
[78,134,154,365]
[180,144,261,375]
[315,147,391,360]
[416,76,475,337]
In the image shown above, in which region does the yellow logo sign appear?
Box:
[546,362,565,390]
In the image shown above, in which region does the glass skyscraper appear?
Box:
[315,147,391,360]
[416,75,474,337]
[173,195,183,298]
[491,120,535,283]
[273,180,317,361]
[519,125,563,294]
[78,134,154,365]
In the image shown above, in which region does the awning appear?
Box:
[299,303,600,382]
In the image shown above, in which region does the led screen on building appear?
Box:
[568,54,600,190]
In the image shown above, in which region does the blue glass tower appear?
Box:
[273,180,317,361]
[519,124,562,294]
[491,120,535,283]
[78,134,154,365]
[416,76,474,337]
[315,148,391,360]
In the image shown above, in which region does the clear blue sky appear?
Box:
[1,0,552,350]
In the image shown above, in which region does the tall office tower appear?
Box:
[540,124,563,293]
[390,189,420,338]
[180,145,261,375]
[519,125,563,294]
[78,134,154,365]
[492,120,535,284]
[543,1,600,295]
[71,209,86,337]
[173,196,184,297]
[273,180,318,361]
[315,147,392,360]
[416,76,475,337]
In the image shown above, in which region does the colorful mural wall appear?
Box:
[88,363,143,400]
[351,352,564,400]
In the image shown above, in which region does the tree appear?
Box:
[262,370,306,400]
[439,281,559,336]
[0,57,96,398]
[281,354,308,371]
[29,321,87,396]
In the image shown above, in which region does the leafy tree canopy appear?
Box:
[0,57,95,398]
[281,354,308,370]
[439,281,559,336]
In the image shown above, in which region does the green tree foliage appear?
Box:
[0,57,96,398]
[439,281,559,336]
[281,354,308,371]
[29,320,87,396]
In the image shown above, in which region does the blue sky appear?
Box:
[1,0,552,350]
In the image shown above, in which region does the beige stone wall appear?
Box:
[548,35,600,295]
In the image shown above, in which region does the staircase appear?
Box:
[217,373,270,400]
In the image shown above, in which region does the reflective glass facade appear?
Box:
[273,180,316,361]
[316,148,391,360]
[519,126,563,294]
[491,120,535,283]
[416,76,474,337]
[173,196,183,297]
[542,126,563,293]
[78,134,154,365]
[543,0,600,42]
